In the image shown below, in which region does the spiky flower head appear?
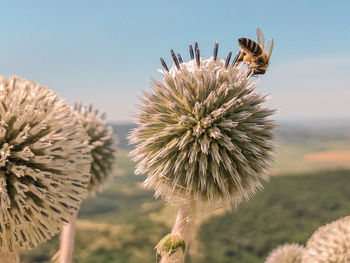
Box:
[129,42,275,209]
[0,76,91,252]
[73,103,116,193]
[303,216,350,263]
[265,243,304,263]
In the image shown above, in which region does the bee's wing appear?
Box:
[256,27,265,47]
[265,38,274,59]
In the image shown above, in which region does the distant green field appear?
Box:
[272,121,350,175]
[198,170,350,263]
[19,122,350,262]
[20,168,350,263]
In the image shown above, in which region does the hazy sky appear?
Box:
[0,0,349,122]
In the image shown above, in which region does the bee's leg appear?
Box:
[232,51,241,66]
[253,69,265,76]
[236,50,245,63]
[252,63,265,76]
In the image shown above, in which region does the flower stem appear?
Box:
[0,250,19,263]
[160,200,197,263]
[59,214,77,263]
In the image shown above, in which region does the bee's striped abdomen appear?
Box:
[238,38,262,56]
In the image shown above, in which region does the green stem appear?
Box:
[160,199,197,263]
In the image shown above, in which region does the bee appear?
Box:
[236,27,274,75]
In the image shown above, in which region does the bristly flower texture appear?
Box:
[129,42,275,209]
[265,243,304,263]
[0,76,91,252]
[303,216,350,263]
[73,103,116,193]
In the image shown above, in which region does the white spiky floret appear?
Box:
[73,103,116,193]
[265,243,304,263]
[0,76,91,252]
[303,216,350,263]
[129,45,275,209]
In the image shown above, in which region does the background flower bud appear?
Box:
[73,103,116,193]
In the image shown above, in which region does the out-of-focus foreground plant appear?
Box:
[302,216,350,263]
[265,243,304,263]
[0,76,92,263]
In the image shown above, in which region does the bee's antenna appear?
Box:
[170,49,180,70]
[160,58,169,72]
[225,52,232,68]
[213,41,219,61]
[195,42,200,68]
[189,44,194,60]
[177,53,183,64]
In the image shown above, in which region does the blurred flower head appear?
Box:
[0,76,91,252]
[74,103,116,193]
[303,216,350,263]
[129,43,275,209]
[265,243,304,263]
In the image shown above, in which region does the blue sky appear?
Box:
[0,0,349,122]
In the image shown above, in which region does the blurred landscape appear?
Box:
[20,120,350,263]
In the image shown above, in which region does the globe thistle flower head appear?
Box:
[73,103,116,193]
[265,243,304,263]
[0,76,91,252]
[303,216,350,263]
[129,42,275,209]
